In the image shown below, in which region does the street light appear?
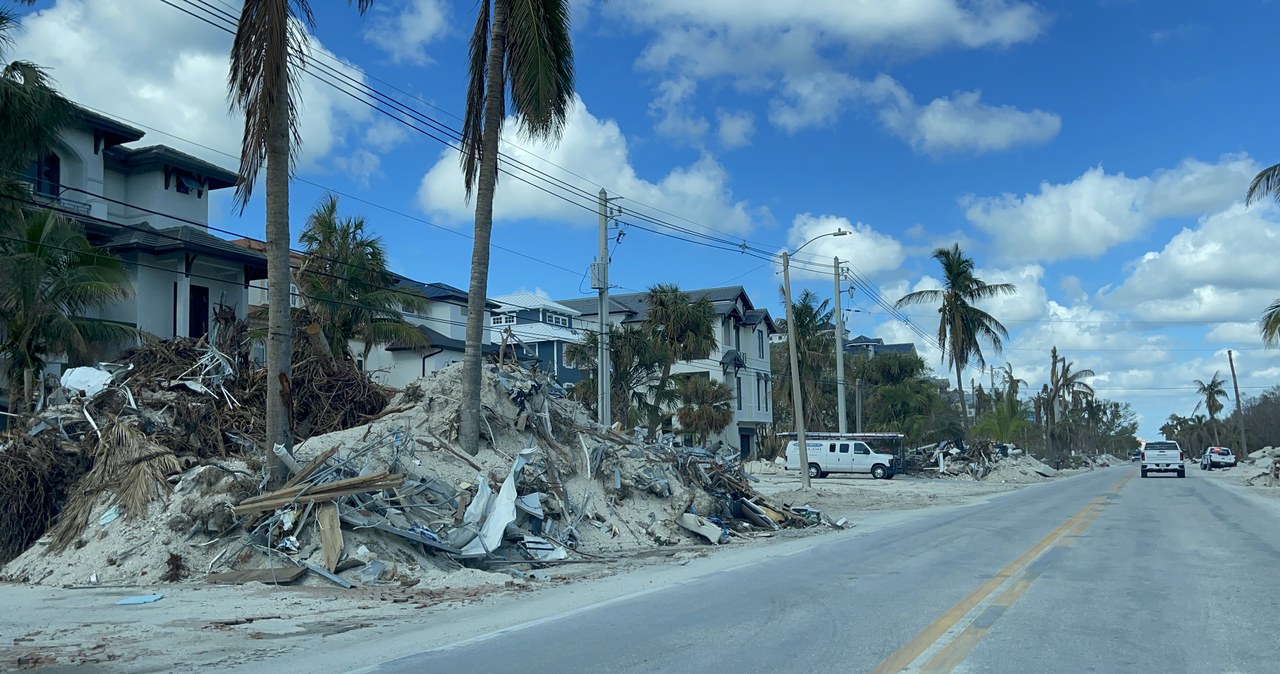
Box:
[783,229,849,489]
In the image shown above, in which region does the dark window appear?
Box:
[828,443,837,453]
[25,152,60,197]
[855,444,870,455]
[757,330,764,359]
[839,443,850,454]
[188,285,210,338]
[736,376,743,410]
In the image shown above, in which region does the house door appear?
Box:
[188,285,209,339]
[739,433,752,461]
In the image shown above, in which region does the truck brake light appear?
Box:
[1141,451,1145,462]
[1179,451,1184,461]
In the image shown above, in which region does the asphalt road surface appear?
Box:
[358,465,1279,674]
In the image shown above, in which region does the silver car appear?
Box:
[1200,446,1236,470]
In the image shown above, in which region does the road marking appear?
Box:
[871,474,1129,673]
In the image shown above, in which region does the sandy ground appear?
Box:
[0,467,1093,673]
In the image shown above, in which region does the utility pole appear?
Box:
[1229,350,1248,458]
[855,378,863,433]
[782,252,810,489]
[833,256,847,434]
[592,188,612,429]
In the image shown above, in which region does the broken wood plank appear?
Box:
[317,503,343,573]
[421,433,484,472]
[205,566,306,585]
[239,471,403,506]
[282,445,341,490]
[232,477,406,514]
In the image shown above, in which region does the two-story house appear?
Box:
[845,335,919,358]
[357,279,498,389]
[557,286,777,454]
[489,292,584,384]
[22,104,265,354]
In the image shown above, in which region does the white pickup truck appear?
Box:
[1140,440,1185,478]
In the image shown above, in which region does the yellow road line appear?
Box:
[871,474,1130,673]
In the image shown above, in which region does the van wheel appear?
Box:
[871,464,888,480]
[808,463,822,479]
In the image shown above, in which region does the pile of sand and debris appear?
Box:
[3,352,822,590]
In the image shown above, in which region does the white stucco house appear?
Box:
[556,286,778,454]
[21,104,265,355]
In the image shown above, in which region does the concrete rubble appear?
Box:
[2,332,821,590]
[906,439,1113,484]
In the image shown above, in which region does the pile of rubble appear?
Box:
[909,440,1063,483]
[1243,447,1280,486]
[2,343,820,589]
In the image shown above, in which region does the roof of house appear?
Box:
[71,104,145,148]
[393,277,500,309]
[104,145,239,190]
[845,335,918,356]
[495,321,584,345]
[491,291,582,316]
[104,223,268,272]
[387,325,499,354]
[228,238,308,262]
[555,286,777,331]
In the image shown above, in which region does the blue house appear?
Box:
[489,292,585,384]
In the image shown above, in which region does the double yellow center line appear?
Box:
[871,472,1134,673]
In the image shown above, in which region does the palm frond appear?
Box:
[461,0,492,198]
[1261,297,1280,347]
[505,0,574,140]
[1246,163,1280,206]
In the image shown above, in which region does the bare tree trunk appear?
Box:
[21,367,34,415]
[264,57,293,483]
[954,357,968,431]
[459,1,508,456]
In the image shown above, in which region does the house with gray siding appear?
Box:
[489,292,585,384]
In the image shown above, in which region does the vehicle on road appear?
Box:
[1129,450,1141,462]
[1140,440,1185,478]
[783,432,904,480]
[1200,446,1236,470]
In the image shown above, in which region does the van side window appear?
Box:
[828,443,837,453]
[839,443,850,454]
[854,443,870,455]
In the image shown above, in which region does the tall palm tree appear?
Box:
[998,361,1027,400]
[773,288,836,431]
[642,283,717,438]
[0,3,73,220]
[458,0,575,456]
[297,194,428,361]
[0,210,133,412]
[675,376,735,446]
[1194,372,1230,446]
[228,0,376,476]
[895,244,1017,429]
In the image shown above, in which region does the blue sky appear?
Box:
[14,0,1280,441]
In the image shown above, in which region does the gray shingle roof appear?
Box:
[104,223,267,270]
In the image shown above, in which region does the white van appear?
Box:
[784,433,903,479]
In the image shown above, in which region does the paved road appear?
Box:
[359,465,1279,674]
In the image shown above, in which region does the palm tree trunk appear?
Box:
[459,0,508,456]
[21,367,35,415]
[264,57,293,482]
[1210,414,1220,446]
[954,357,969,431]
[645,360,674,440]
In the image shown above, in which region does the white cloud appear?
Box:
[769,73,1059,154]
[783,214,906,281]
[964,154,1261,262]
[363,0,449,65]
[610,1,1047,80]
[333,149,381,188]
[364,117,410,153]
[417,97,765,234]
[716,109,755,149]
[13,0,376,175]
[649,77,709,143]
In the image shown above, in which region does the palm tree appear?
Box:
[773,289,836,431]
[297,194,428,362]
[228,0,376,475]
[1194,372,1230,446]
[641,283,717,438]
[998,362,1027,400]
[973,396,1034,443]
[458,0,575,456]
[675,376,735,446]
[0,3,73,220]
[564,325,664,427]
[0,210,133,412]
[895,244,1017,429]
[1046,351,1094,454]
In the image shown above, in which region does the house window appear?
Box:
[722,321,732,349]
[492,314,516,326]
[288,283,301,308]
[736,376,743,411]
[547,313,569,327]
[734,324,740,350]
[756,378,762,411]
[757,330,765,359]
[25,152,60,197]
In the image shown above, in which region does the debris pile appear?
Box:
[909,440,1063,483]
[3,350,821,588]
[0,310,388,566]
